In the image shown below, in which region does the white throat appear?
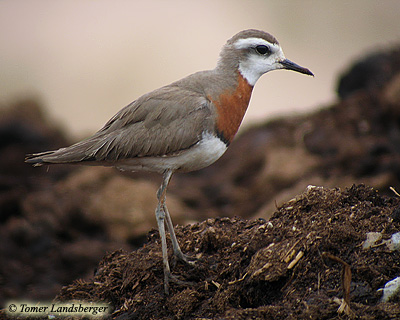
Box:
[238,61,264,86]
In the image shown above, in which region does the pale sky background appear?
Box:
[1,0,400,139]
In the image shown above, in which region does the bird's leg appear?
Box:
[163,203,196,265]
[155,170,173,295]
[156,170,195,294]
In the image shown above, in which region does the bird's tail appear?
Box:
[25,141,94,166]
[25,150,57,166]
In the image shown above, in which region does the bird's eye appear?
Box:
[255,45,270,55]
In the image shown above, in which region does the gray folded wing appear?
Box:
[26,85,214,165]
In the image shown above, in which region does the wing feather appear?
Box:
[25,84,215,165]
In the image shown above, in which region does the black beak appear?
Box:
[280,59,314,76]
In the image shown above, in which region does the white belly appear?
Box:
[115,132,228,174]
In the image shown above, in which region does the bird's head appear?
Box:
[218,29,314,86]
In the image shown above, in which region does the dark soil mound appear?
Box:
[56,184,400,319]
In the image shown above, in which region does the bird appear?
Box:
[25,29,313,294]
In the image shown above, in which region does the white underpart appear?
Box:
[116,131,227,174]
[234,37,286,86]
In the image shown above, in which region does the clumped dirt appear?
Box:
[1,45,400,319]
[57,184,400,319]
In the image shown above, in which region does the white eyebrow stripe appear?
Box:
[233,37,279,50]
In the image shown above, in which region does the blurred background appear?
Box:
[2,0,400,308]
[1,0,399,139]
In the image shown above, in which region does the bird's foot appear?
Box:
[169,273,195,287]
[174,250,198,266]
[163,271,195,295]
